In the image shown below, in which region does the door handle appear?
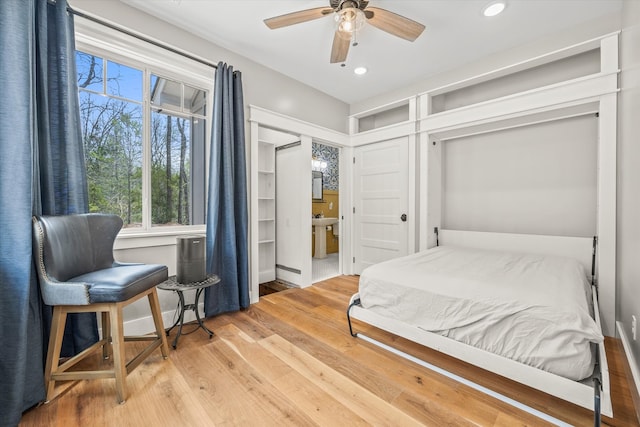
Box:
[401,214,407,222]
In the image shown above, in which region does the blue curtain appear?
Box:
[0,1,95,425]
[204,63,249,316]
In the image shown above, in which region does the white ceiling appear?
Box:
[121,0,622,104]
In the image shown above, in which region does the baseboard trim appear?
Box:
[616,321,640,424]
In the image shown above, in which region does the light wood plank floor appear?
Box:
[20,276,639,426]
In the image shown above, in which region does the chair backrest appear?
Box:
[33,214,122,283]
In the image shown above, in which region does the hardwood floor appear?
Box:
[259,280,294,296]
[20,276,639,426]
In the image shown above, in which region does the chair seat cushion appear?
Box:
[72,264,168,303]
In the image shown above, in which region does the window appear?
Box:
[76,50,207,230]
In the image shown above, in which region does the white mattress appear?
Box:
[358,246,604,381]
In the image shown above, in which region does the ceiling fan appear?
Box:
[264,0,425,64]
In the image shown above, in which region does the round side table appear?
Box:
[157,274,220,349]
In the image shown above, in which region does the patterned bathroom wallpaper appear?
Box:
[312,143,339,191]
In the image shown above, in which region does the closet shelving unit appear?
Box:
[257,138,276,283]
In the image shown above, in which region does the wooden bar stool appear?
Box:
[33,214,170,403]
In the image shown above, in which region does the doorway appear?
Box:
[312,142,340,283]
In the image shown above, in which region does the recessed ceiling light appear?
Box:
[483,1,506,17]
[354,67,367,75]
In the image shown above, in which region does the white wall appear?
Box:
[433,50,600,113]
[443,115,598,237]
[358,105,410,132]
[617,0,640,410]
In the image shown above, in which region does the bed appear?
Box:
[346,229,612,423]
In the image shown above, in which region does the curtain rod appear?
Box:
[63,3,218,70]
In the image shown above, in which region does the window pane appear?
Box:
[150,74,181,111]
[184,84,207,115]
[151,111,205,226]
[76,51,104,93]
[80,91,143,227]
[77,49,208,231]
[107,61,142,101]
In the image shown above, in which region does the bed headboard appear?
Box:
[438,229,594,277]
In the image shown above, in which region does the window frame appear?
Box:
[75,18,214,246]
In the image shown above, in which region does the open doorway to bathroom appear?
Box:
[312,142,340,283]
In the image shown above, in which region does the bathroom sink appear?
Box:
[312,217,338,259]
[312,217,338,227]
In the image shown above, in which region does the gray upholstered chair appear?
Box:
[32,213,169,403]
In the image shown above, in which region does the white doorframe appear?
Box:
[249,106,349,293]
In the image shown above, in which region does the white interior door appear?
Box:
[275,140,303,285]
[353,137,409,274]
[273,135,313,288]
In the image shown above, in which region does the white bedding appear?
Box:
[358,246,604,381]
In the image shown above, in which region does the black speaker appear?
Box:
[176,236,206,284]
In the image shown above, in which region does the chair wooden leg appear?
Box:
[44,306,67,402]
[148,288,169,358]
[42,291,169,405]
[101,311,111,360]
[109,304,127,404]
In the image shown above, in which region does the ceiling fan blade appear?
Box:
[264,7,333,29]
[330,30,350,63]
[364,7,425,42]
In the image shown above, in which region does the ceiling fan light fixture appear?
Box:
[483,1,506,17]
[264,1,426,64]
[335,7,366,34]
